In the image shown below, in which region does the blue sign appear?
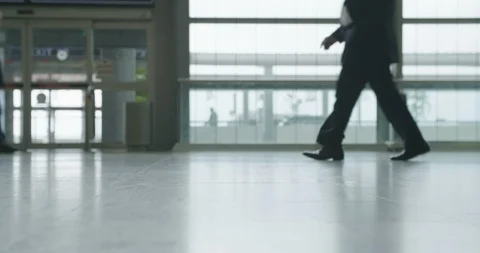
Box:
[0,0,153,4]
[30,0,153,5]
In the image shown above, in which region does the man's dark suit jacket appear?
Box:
[330,0,399,65]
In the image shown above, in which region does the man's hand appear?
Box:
[321,36,338,50]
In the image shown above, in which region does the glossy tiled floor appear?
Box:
[1,151,480,253]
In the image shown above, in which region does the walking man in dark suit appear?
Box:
[303,0,430,161]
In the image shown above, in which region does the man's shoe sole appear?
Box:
[302,152,344,161]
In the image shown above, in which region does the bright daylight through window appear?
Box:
[187,0,480,144]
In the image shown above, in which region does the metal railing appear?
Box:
[190,53,480,67]
[179,78,480,147]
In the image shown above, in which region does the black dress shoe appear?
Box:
[0,144,18,154]
[303,147,344,161]
[391,142,430,161]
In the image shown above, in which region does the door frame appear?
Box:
[27,21,93,150]
[1,18,153,150]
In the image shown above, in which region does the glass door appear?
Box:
[1,19,152,150]
[27,21,93,149]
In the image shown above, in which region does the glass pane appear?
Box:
[404,0,480,18]
[0,27,22,83]
[31,89,84,108]
[13,90,21,107]
[406,89,480,141]
[190,65,264,76]
[94,29,147,84]
[191,24,342,54]
[188,88,376,144]
[51,90,83,108]
[13,109,22,144]
[54,110,83,142]
[30,89,85,143]
[190,24,343,78]
[273,66,343,77]
[31,89,49,108]
[94,90,102,107]
[31,109,49,143]
[32,28,87,84]
[403,24,480,78]
[94,110,102,143]
[31,109,85,144]
[190,0,344,18]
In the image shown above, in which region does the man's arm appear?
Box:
[331,26,346,43]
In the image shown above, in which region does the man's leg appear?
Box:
[316,114,334,145]
[305,64,366,160]
[316,65,367,146]
[368,63,429,160]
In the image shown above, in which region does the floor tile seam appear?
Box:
[69,155,175,210]
[330,180,477,226]
[1,155,175,252]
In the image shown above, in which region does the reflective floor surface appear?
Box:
[1,151,480,253]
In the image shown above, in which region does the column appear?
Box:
[322,90,329,117]
[150,0,189,150]
[263,66,275,142]
[101,48,136,143]
[176,0,190,144]
[263,90,275,142]
[242,90,249,122]
[376,107,390,143]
